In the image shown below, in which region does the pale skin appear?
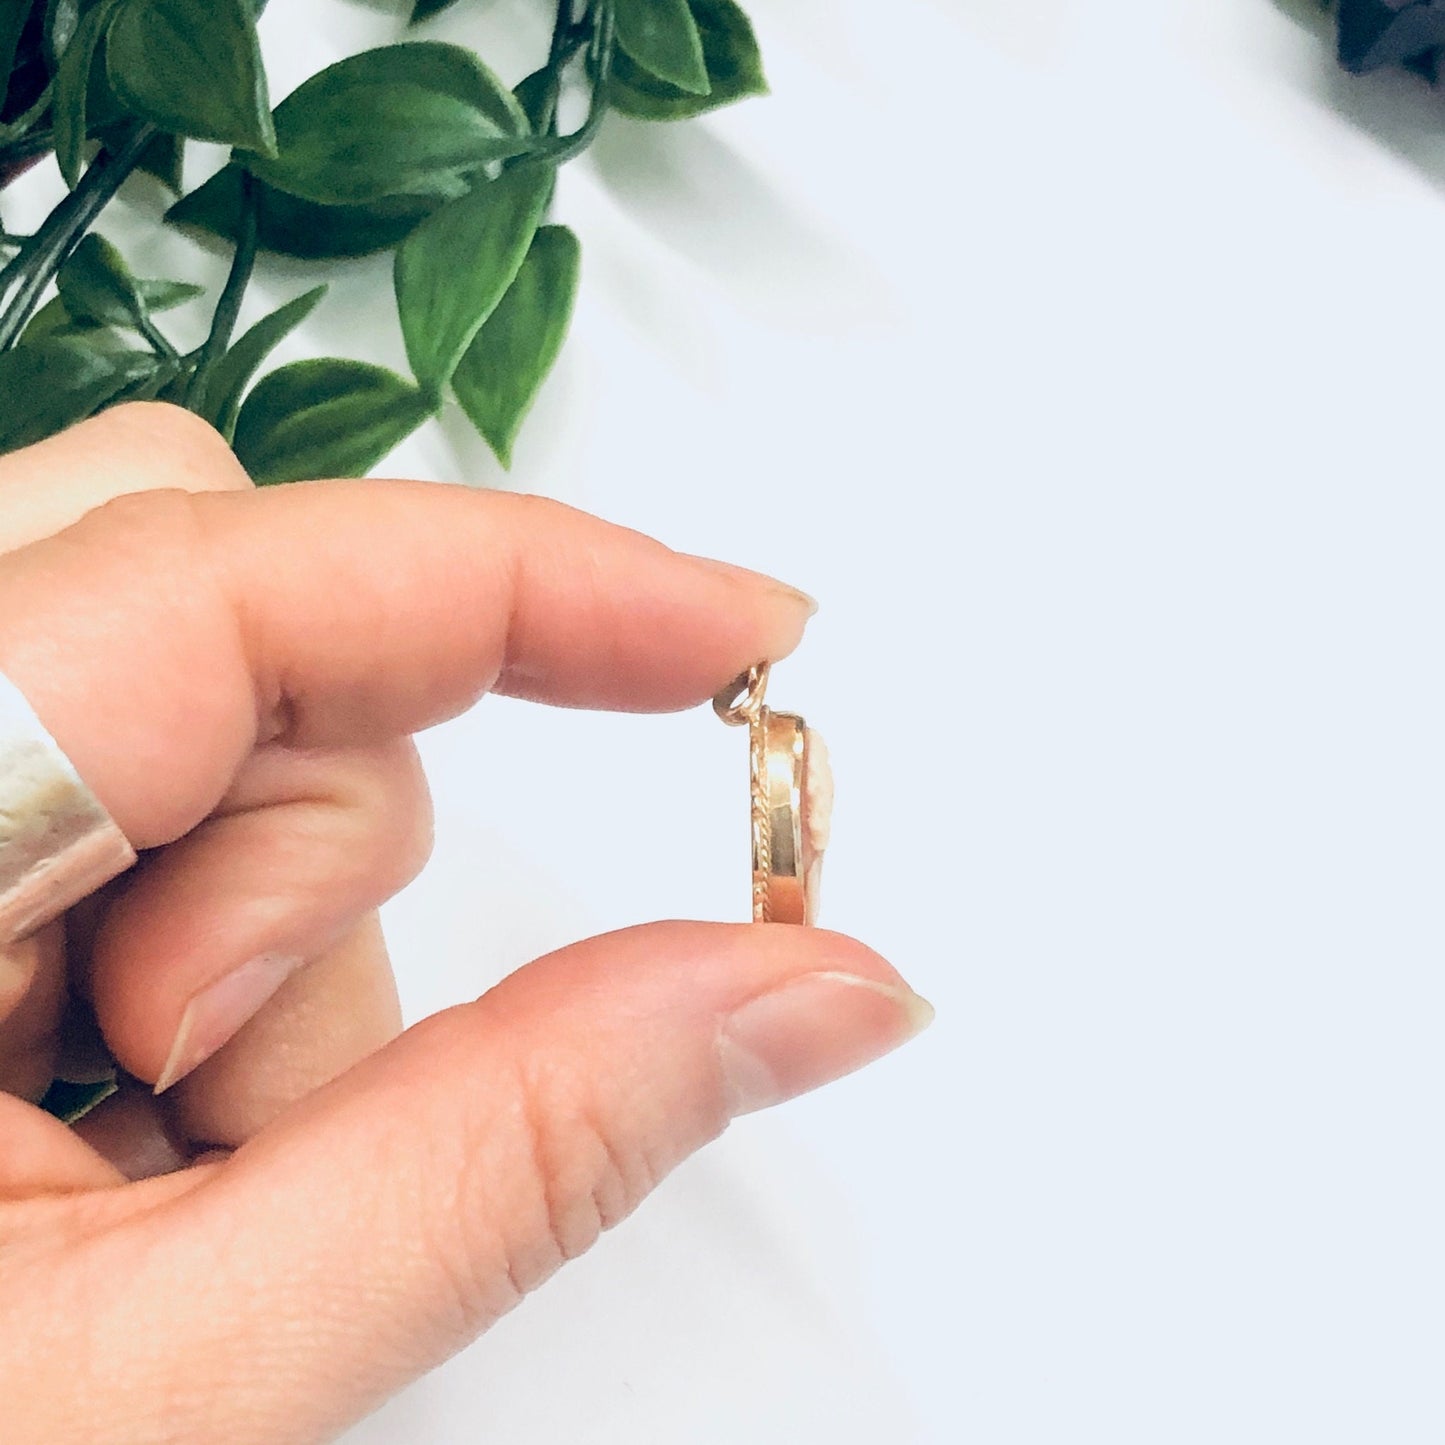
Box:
[0,403,931,1445]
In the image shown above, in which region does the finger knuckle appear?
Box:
[98,402,253,492]
[422,1033,660,1337]
[382,740,435,889]
[329,740,434,897]
[70,482,208,556]
[506,1053,657,1283]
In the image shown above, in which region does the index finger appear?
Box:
[0,471,815,848]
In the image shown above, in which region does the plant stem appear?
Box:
[0,128,56,180]
[0,121,156,350]
[184,172,258,412]
[534,1,614,167]
[0,84,54,149]
[516,0,613,170]
[135,309,178,360]
[537,0,576,135]
[549,0,576,66]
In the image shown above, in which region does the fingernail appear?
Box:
[680,554,820,618]
[718,971,934,1116]
[154,953,303,1095]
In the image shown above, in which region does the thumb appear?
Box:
[24,923,930,1445]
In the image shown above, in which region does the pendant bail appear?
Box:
[712,662,770,727]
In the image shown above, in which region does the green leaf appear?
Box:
[138,277,204,312]
[50,236,200,335]
[51,0,118,187]
[512,65,554,134]
[16,294,98,346]
[511,70,559,209]
[0,2,34,104]
[136,129,184,193]
[39,1074,118,1124]
[0,78,54,145]
[167,163,444,259]
[242,42,533,207]
[0,338,156,453]
[452,224,579,467]
[106,0,275,153]
[194,284,327,440]
[156,363,196,404]
[232,358,435,484]
[248,91,519,208]
[111,355,181,402]
[50,239,199,343]
[409,0,460,22]
[394,163,552,396]
[44,0,83,70]
[55,231,145,327]
[614,0,710,95]
[335,40,532,138]
[609,0,765,121]
[24,317,140,353]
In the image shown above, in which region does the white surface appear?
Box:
[19,0,1445,1439]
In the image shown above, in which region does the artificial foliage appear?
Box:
[0,0,767,479]
[1334,0,1445,76]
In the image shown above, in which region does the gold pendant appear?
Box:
[713,663,832,926]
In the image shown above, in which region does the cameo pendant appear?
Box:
[713,663,832,925]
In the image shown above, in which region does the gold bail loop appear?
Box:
[712,662,770,727]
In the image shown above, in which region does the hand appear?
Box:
[0,405,931,1445]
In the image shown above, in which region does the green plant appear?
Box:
[0,0,767,480]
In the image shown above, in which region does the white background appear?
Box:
[15,0,1445,1440]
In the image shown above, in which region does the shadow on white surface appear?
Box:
[588,117,886,332]
[1265,0,1445,194]
[363,733,922,1445]
[340,1133,919,1445]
